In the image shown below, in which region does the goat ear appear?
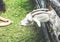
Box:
[37,21,41,27]
[26,14,32,21]
[33,18,41,27]
[28,16,32,21]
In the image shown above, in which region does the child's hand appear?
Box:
[4,19,13,25]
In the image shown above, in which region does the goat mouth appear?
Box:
[20,24,27,26]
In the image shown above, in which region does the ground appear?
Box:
[0,0,43,42]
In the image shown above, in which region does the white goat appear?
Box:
[20,9,49,27]
[20,8,60,41]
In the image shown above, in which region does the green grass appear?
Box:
[0,0,43,42]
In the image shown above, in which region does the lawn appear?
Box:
[0,0,43,42]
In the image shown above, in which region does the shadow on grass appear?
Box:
[28,24,44,42]
[0,0,6,13]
